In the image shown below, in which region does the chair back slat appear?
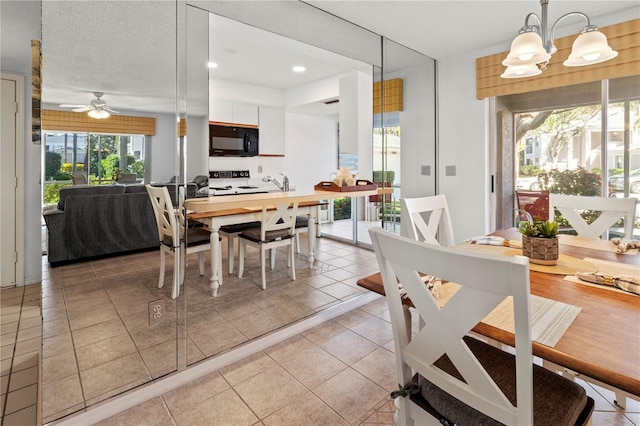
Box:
[146,185,182,246]
[549,194,637,239]
[400,194,455,246]
[369,226,533,425]
[261,202,298,240]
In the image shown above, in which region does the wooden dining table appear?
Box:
[185,187,391,296]
[357,228,640,400]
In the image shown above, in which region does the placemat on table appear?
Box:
[436,282,580,348]
[564,257,640,294]
[457,243,597,275]
[558,234,639,255]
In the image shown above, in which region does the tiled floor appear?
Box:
[40,233,383,423]
[2,228,639,425]
[0,284,42,426]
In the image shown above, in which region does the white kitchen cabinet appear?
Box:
[258,107,285,155]
[209,99,233,123]
[232,103,259,126]
[209,100,258,126]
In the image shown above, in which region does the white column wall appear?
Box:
[285,112,338,192]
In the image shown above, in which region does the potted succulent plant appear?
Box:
[519,220,559,265]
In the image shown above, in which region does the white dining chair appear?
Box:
[237,202,298,290]
[400,194,455,246]
[219,221,261,274]
[146,184,212,299]
[368,226,594,426]
[549,194,637,240]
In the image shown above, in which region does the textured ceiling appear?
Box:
[37,1,639,116]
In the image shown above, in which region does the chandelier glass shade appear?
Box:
[563,29,618,66]
[501,64,542,79]
[502,31,551,66]
[501,0,617,78]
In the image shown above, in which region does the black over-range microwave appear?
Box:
[209,124,259,157]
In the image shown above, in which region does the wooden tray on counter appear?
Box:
[314,180,378,192]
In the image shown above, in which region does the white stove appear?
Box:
[208,170,270,196]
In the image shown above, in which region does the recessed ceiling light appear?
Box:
[207,62,218,69]
[292,66,306,73]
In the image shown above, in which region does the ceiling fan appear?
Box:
[60,92,118,119]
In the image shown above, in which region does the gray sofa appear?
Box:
[43,184,159,265]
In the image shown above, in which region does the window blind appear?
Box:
[42,110,156,135]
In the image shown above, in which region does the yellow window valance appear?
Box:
[374,78,403,114]
[476,19,640,99]
[42,109,156,135]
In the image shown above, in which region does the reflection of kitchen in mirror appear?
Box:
[205,11,373,192]
[183,9,378,366]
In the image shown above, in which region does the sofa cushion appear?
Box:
[125,184,148,194]
[58,184,126,210]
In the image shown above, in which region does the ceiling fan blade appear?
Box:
[60,104,87,108]
[104,108,119,114]
[72,107,91,112]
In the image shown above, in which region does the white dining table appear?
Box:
[186,188,388,296]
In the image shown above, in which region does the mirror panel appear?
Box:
[40,1,180,421]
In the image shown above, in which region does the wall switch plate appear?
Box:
[258,165,263,173]
[148,299,164,325]
[421,165,431,176]
[445,165,456,176]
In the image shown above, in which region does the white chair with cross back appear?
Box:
[146,184,212,299]
[549,193,637,240]
[237,202,299,290]
[400,194,455,246]
[368,226,594,426]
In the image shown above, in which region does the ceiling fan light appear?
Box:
[563,30,618,67]
[502,31,550,66]
[500,64,542,79]
[88,109,110,119]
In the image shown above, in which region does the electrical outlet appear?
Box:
[148,299,164,325]
[421,165,431,176]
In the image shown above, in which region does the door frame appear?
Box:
[1,72,25,286]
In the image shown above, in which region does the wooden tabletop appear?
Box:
[185,188,393,214]
[357,229,640,397]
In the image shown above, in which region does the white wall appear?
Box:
[1,1,42,285]
[386,62,436,199]
[438,50,493,243]
[285,112,338,192]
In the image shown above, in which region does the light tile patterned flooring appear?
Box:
[2,230,639,425]
[1,284,42,426]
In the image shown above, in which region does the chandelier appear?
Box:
[501,0,618,78]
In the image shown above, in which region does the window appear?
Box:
[502,75,640,238]
[43,132,148,205]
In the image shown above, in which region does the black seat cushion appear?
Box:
[295,216,309,229]
[239,226,292,243]
[411,335,590,426]
[220,221,261,234]
[161,227,211,248]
